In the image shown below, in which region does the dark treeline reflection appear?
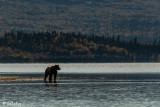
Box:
[0,30,160,62]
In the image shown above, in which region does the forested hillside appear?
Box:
[1,0,160,42]
[0,31,160,62]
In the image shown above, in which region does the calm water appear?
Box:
[1,63,160,107]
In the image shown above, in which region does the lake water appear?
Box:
[1,63,160,107]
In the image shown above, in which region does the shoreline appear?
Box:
[0,76,43,82]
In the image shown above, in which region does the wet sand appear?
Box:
[1,73,160,82]
[0,76,43,82]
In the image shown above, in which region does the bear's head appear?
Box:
[55,65,61,70]
[51,65,61,70]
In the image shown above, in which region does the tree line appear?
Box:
[0,30,160,62]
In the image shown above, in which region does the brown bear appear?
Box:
[44,65,61,83]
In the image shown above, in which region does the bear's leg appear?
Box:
[54,72,57,83]
[44,73,48,83]
[49,74,52,83]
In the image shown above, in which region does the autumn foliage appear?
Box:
[0,30,159,62]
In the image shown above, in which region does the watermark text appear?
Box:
[2,101,21,106]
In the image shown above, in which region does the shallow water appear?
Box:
[1,63,160,74]
[1,63,160,107]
